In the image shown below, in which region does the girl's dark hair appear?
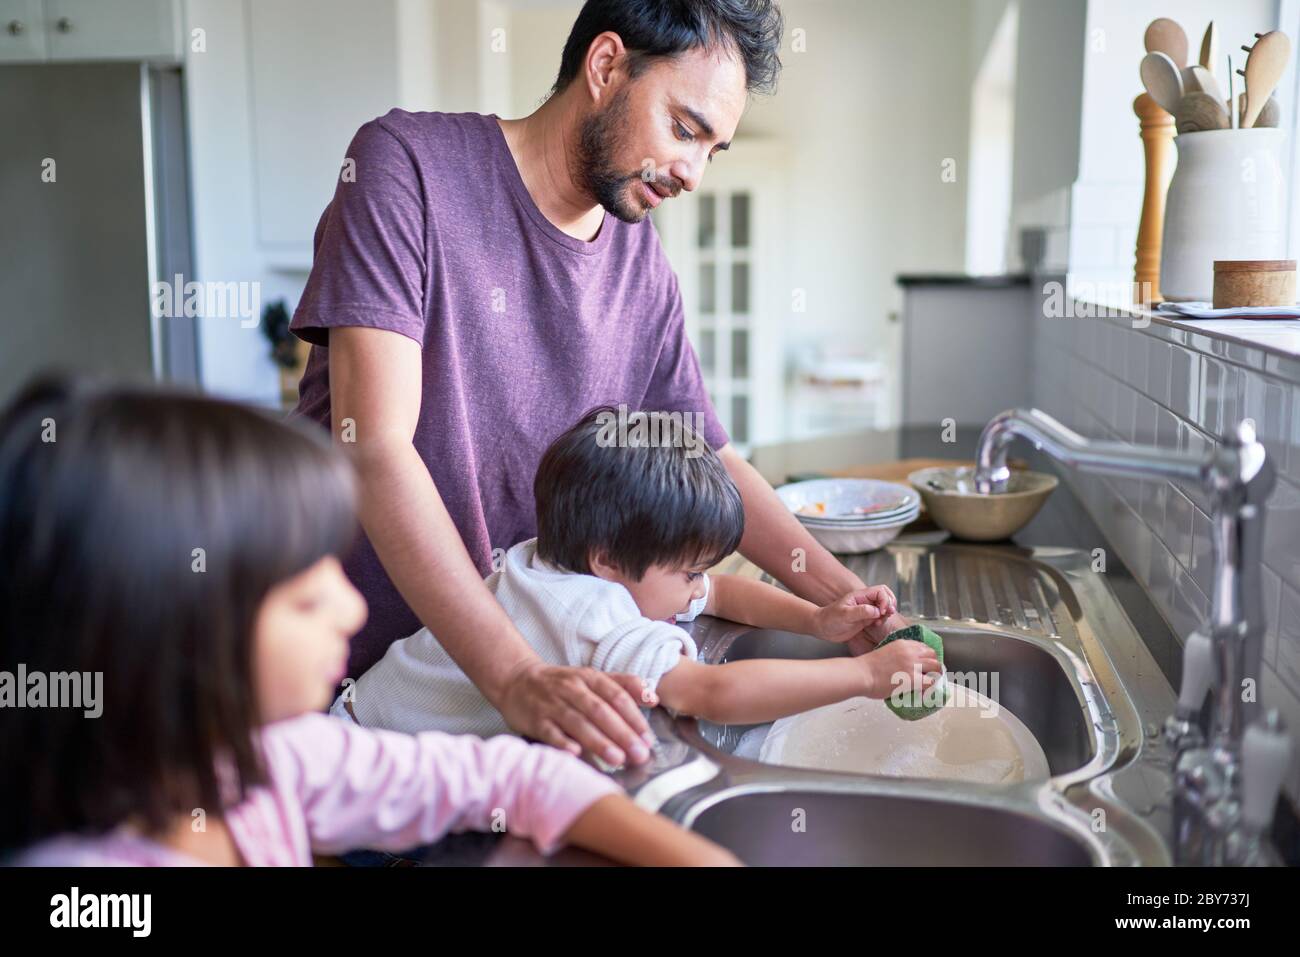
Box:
[553,0,784,96]
[534,406,744,580]
[0,375,357,854]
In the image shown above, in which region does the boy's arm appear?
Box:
[655,656,869,725]
[704,574,887,643]
[703,573,818,633]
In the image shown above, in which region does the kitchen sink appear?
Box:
[693,624,1097,777]
[620,542,1179,866]
[681,787,1097,866]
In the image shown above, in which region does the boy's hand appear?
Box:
[857,637,941,700]
[811,585,897,644]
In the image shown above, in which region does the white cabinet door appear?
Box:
[0,0,46,61]
[45,0,180,61]
[245,0,401,263]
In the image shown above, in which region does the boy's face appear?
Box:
[591,554,711,622]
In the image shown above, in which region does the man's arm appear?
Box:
[329,327,651,766]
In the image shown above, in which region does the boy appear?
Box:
[334,407,940,737]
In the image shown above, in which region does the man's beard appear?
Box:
[572,89,666,224]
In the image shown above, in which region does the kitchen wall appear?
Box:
[181,0,981,426]
[1031,297,1300,805]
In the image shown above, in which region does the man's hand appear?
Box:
[497,662,656,767]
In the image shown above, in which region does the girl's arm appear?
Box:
[561,794,740,866]
[270,714,730,864]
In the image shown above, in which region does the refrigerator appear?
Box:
[0,61,198,404]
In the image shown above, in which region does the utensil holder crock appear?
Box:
[1160,127,1289,302]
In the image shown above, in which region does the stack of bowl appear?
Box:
[775,478,921,553]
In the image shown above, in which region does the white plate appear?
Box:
[797,505,921,528]
[777,478,919,521]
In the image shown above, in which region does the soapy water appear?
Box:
[756,687,1050,784]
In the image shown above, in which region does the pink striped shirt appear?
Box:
[14,713,621,866]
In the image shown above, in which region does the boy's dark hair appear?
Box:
[0,375,356,854]
[534,406,744,580]
[553,0,784,96]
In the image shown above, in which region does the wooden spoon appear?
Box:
[1237,91,1281,128]
[1199,21,1218,72]
[1175,92,1230,134]
[1141,51,1185,115]
[1239,31,1291,128]
[1187,65,1223,104]
[1145,17,1189,67]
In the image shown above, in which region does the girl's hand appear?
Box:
[812,585,899,645]
[856,638,941,700]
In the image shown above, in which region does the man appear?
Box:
[292,0,898,768]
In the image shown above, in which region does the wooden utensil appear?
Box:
[1238,31,1291,128]
[1145,17,1189,66]
[1237,91,1281,128]
[1228,54,1237,128]
[1175,91,1230,133]
[1199,21,1218,72]
[1188,64,1223,104]
[1133,93,1176,302]
[1141,51,1185,114]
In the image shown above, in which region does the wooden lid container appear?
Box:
[1212,259,1296,308]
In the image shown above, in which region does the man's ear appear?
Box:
[583,30,627,103]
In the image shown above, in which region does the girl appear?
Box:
[0,377,735,866]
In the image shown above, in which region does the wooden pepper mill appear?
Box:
[1133,92,1176,304]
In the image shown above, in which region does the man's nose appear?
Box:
[669,156,706,194]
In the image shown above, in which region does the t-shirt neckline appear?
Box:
[486,113,614,257]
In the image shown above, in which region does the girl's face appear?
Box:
[592,553,710,622]
[253,556,367,722]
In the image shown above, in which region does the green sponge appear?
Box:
[876,623,951,721]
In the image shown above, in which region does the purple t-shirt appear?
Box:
[291,110,727,677]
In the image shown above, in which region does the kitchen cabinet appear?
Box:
[0,0,44,61]
[0,0,179,63]
[243,0,404,265]
[897,275,1034,428]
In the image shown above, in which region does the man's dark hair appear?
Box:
[0,375,357,854]
[534,406,744,581]
[554,0,784,96]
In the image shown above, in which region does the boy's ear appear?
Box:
[588,548,617,581]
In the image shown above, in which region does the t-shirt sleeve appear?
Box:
[640,270,730,451]
[266,714,620,857]
[290,118,427,347]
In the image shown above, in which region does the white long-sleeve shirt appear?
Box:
[336,538,707,737]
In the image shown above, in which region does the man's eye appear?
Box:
[674,121,694,142]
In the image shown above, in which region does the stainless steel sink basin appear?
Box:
[620,542,1180,866]
[682,787,1097,866]
[694,624,1097,777]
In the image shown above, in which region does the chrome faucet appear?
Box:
[974,408,1290,865]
